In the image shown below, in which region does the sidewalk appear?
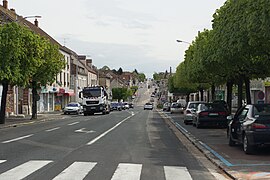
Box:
[0,111,64,129]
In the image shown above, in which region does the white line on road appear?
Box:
[164,166,192,180]
[111,163,142,180]
[0,160,6,164]
[2,134,34,144]
[0,160,52,180]
[75,128,95,134]
[53,162,97,180]
[46,127,60,132]
[68,122,79,126]
[87,114,134,145]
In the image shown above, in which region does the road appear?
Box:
[0,85,228,180]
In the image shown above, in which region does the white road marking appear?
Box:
[2,134,34,144]
[75,128,95,134]
[87,114,134,145]
[210,171,229,180]
[0,160,52,180]
[0,160,6,164]
[164,166,192,180]
[53,162,97,180]
[111,163,142,180]
[68,122,79,126]
[46,127,60,132]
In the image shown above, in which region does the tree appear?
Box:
[29,39,65,119]
[117,67,123,75]
[138,73,146,82]
[0,23,43,123]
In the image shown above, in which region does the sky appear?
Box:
[9,0,226,78]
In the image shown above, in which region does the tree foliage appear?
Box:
[172,0,270,108]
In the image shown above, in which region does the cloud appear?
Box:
[57,37,173,77]
[84,0,157,29]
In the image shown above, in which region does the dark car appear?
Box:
[227,104,270,154]
[193,103,228,128]
[111,102,122,111]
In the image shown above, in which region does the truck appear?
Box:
[79,86,110,116]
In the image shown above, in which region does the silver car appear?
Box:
[184,101,204,124]
[63,102,83,115]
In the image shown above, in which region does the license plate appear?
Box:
[91,107,96,110]
[209,113,218,116]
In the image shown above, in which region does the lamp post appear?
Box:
[176,39,191,45]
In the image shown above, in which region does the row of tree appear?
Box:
[0,23,65,123]
[112,86,138,101]
[170,0,270,113]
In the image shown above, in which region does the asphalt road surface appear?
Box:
[0,85,228,180]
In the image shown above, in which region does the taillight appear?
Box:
[199,112,209,116]
[251,123,268,129]
[219,112,227,116]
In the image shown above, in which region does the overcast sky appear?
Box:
[9,0,226,78]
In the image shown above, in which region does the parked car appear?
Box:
[129,103,134,108]
[144,103,153,110]
[163,102,171,111]
[124,102,130,109]
[111,102,122,111]
[192,103,229,128]
[170,103,184,114]
[227,104,270,154]
[63,102,83,115]
[213,100,229,113]
[184,101,203,125]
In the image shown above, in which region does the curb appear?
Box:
[0,114,65,129]
[157,110,237,180]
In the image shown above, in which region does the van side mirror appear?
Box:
[79,91,82,99]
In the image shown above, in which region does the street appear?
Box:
[0,86,228,180]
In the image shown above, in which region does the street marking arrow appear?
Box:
[75,128,95,134]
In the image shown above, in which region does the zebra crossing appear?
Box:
[0,160,193,180]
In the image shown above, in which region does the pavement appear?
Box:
[0,111,64,129]
[158,109,270,180]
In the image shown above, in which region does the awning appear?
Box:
[64,92,75,96]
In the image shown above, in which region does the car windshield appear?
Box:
[83,88,101,97]
[188,103,200,109]
[254,104,270,116]
[200,103,225,111]
[67,103,78,107]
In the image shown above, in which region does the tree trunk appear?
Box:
[226,80,233,114]
[244,76,251,104]
[211,84,215,102]
[200,89,204,101]
[0,81,8,124]
[237,77,243,109]
[31,81,38,120]
[186,93,190,103]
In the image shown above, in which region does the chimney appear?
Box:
[10,8,15,13]
[3,0,8,9]
[34,18,38,27]
[86,59,92,67]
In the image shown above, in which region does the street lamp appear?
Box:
[16,15,42,22]
[176,39,191,45]
[14,15,41,116]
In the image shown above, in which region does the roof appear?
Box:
[0,4,64,50]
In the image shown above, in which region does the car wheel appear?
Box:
[228,132,236,146]
[64,112,67,115]
[84,113,88,116]
[196,119,201,128]
[243,134,255,154]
